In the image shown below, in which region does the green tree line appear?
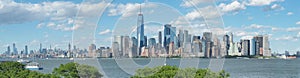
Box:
[0,61,102,78]
[131,65,230,78]
[0,61,229,78]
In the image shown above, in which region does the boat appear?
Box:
[17,59,31,63]
[70,58,74,60]
[286,56,297,59]
[25,62,43,70]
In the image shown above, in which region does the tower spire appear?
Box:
[139,4,142,14]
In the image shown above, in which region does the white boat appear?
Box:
[17,59,31,63]
[70,58,74,60]
[25,62,43,70]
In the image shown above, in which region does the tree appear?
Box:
[131,65,230,78]
[0,61,59,78]
[52,62,103,78]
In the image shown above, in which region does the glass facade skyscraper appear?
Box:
[137,5,144,56]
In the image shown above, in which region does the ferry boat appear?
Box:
[25,62,43,70]
[17,59,31,63]
[286,56,297,59]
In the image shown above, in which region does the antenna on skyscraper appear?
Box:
[139,4,142,14]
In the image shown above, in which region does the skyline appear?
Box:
[0,0,300,54]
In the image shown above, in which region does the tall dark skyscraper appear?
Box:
[178,29,184,47]
[223,34,230,55]
[148,38,156,47]
[254,35,263,55]
[202,32,212,57]
[241,40,250,56]
[25,45,28,55]
[137,4,145,55]
[193,36,201,41]
[68,43,72,57]
[7,46,10,55]
[39,43,42,53]
[12,43,18,55]
[144,36,147,47]
[163,24,176,53]
[68,43,71,52]
[158,31,162,44]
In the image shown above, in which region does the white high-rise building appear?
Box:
[114,36,123,54]
[263,35,271,56]
[112,42,120,57]
[228,42,242,56]
[122,36,131,57]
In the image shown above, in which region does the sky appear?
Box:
[0,0,299,54]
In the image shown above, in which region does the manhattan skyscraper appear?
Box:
[137,5,145,56]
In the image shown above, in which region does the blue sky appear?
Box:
[0,0,299,54]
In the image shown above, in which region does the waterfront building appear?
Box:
[114,36,123,55]
[183,30,189,43]
[163,24,176,53]
[192,40,203,57]
[228,42,242,56]
[68,43,72,57]
[112,42,120,57]
[212,36,222,57]
[296,51,300,57]
[202,32,212,57]
[25,45,28,55]
[254,35,263,56]
[168,42,175,56]
[148,38,156,47]
[241,39,250,56]
[130,37,138,57]
[158,31,162,45]
[263,35,271,56]
[144,36,147,47]
[223,34,230,56]
[178,29,184,47]
[88,44,96,57]
[13,43,18,55]
[141,47,148,57]
[122,36,131,57]
[285,51,290,56]
[193,36,201,42]
[39,43,42,53]
[137,5,145,56]
[7,46,11,55]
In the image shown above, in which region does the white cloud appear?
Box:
[247,0,284,6]
[0,0,110,31]
[99,29,112,35]
[218,1,246,13]
[245,24,281,31]
[287,12,293,16]
[245,24,283,32]
[28,40,40,47]
[185,10,202,21]
[187,6,221,20]
[248,16,254,20]
[247,24,266,29]
[107,3,158,17]
[170,5,224,36]
[287,27,300,32]
[180,0,212,7]
[296,21,300,25]
[275,36,298,41]
[44,34,49,38]
[271,4,284,10]
[264,4,284,11]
